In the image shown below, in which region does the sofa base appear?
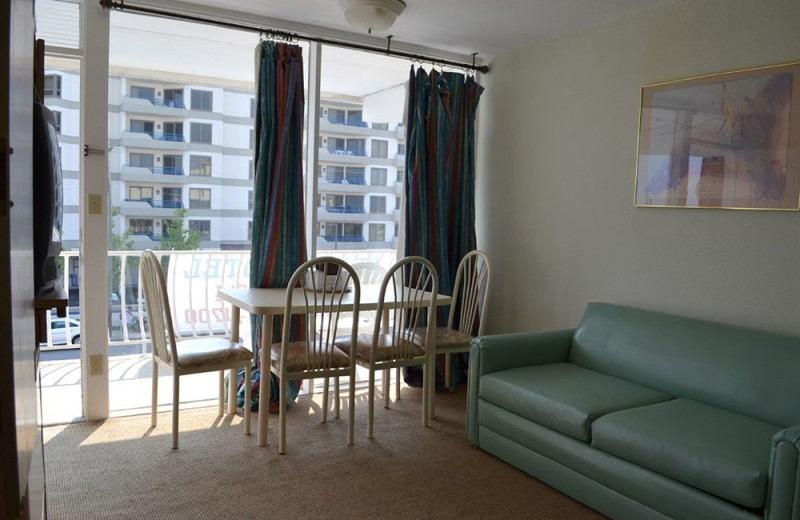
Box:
[477,400,762,520]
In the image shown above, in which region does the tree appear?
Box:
[159,208,201,251]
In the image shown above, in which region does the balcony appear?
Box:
[325,175,366,185]
[320,234,364,243]
[325,205,365,214]
[120,130,190,151]
[121,96,187,116]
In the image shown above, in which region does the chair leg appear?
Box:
[244,364,252,435]
[322,376,329,423]
[347,369,355,446]
[279,375,287,454]
[151,359,158,428]
[262,370,270,447]
[368,369,376,439]
[218,370,224,417]
[172,373,180,449]
[383,369,390,409]
[396,366,401,401]
[428,357,436,420]
[445,353,452,388]
[334,376,341,419]
[421,361,429,428]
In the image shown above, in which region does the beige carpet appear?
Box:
[44,385,608,520]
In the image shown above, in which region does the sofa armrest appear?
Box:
[767,425,800,520]
[465,329,574,444]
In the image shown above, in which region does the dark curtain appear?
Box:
[247,41,307,412]
[404,65,484,389]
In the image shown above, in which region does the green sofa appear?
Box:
[466,302,800,520]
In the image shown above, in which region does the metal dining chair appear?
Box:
[336,256,438,438]
[262,257,361,454]
[139,249,252,449]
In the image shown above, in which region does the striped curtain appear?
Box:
[404,65,484,389]
[249,41,307,412]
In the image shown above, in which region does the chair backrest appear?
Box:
[139,249,177,365]
[375,256,439,360]
[448,250,491,336]
[281,257,361,372]
[351,262,387,285]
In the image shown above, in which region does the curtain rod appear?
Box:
[98,0,490,74]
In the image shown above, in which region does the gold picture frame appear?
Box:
[635,62,800,210]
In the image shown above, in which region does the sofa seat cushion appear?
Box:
[591,398,782,509]
[479,363,672,442]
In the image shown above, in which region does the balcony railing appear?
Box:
[325,205,365,214]
[324,175,366,185]
[127,130,186,142]
[323,116,368,128]
[123,165,185,176]
[124,199,184,209]
[321,234,364,242]
[329,148,367,157]
[126,95,186,109]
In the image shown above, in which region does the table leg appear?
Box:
[228,305,241,415]
[258,313,273,447]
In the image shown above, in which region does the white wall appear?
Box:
[477,0,800,335]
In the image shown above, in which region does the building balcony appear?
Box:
[120,130,190,151]
[316,207,369,223]
[325,205,365,214]
[121,96,187,116]
[120,199,185,217]
[120,165,190,184]
[319,119,372,137]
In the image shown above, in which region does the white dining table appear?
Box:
[217,284,452,446]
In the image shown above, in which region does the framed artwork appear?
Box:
[635,62,800,210]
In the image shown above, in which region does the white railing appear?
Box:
[45,249,397,353]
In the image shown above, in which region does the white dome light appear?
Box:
[340,0,406,35]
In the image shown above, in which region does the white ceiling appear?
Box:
[173,0,686,61]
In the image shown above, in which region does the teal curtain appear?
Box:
[404,65,484,389]
[248,41,307,412]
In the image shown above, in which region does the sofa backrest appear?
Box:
[570,302,800,427]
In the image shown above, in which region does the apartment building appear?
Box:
[44,64,404,254]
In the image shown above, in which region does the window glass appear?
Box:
[44,74,62,97]
[189,188,211,209]
[370,167,387,186]
[191,89,213,111]
[190,155,212,176]
[188,220,211,240]
[371,139,388,158]
[190,122,212,144]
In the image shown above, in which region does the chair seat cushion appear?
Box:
[335,333,425,363]
[591,398,782,509]
[270,341,351,372]
[480,363,672,442]
[414,327,473,351]
[175,337,252,369]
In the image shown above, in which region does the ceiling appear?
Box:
[173,0,686,61]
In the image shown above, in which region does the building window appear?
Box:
[248,190,254,211]
[52,110,62,133]
[130,152,154,169]
[250,98,256,118]
[189,220,211,240]
[370,196,386,214]
[130,119,154,135]
[191,89,213,111]
[371,139,388,158]
[250,129,254,149]
[248,221,252,241]
[162,187,182,207]
[163,122,183,141]
[372,122,388,130]
[347,139,366,156]
[397,168,404,183]
[327,108,345,124]
[163,88,184,108]
[249,159,254,180]
[130,85,154,100]
[190,122,212,144]
[370,167,387,186]
[396,196,401,210]
[129,219,154,235]
[44,74,61,97]
[163,154,183,175]
[346,110,364,126]
[369,223,386,242]
[129,186,153,200]
[190,155,212,176]
[189,188,211,209]
[397,143,406,155]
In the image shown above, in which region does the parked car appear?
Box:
[49,317,81,346]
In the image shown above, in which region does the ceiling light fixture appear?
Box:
[340,0,406,35]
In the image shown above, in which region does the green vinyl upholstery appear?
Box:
[466,302,800,520]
